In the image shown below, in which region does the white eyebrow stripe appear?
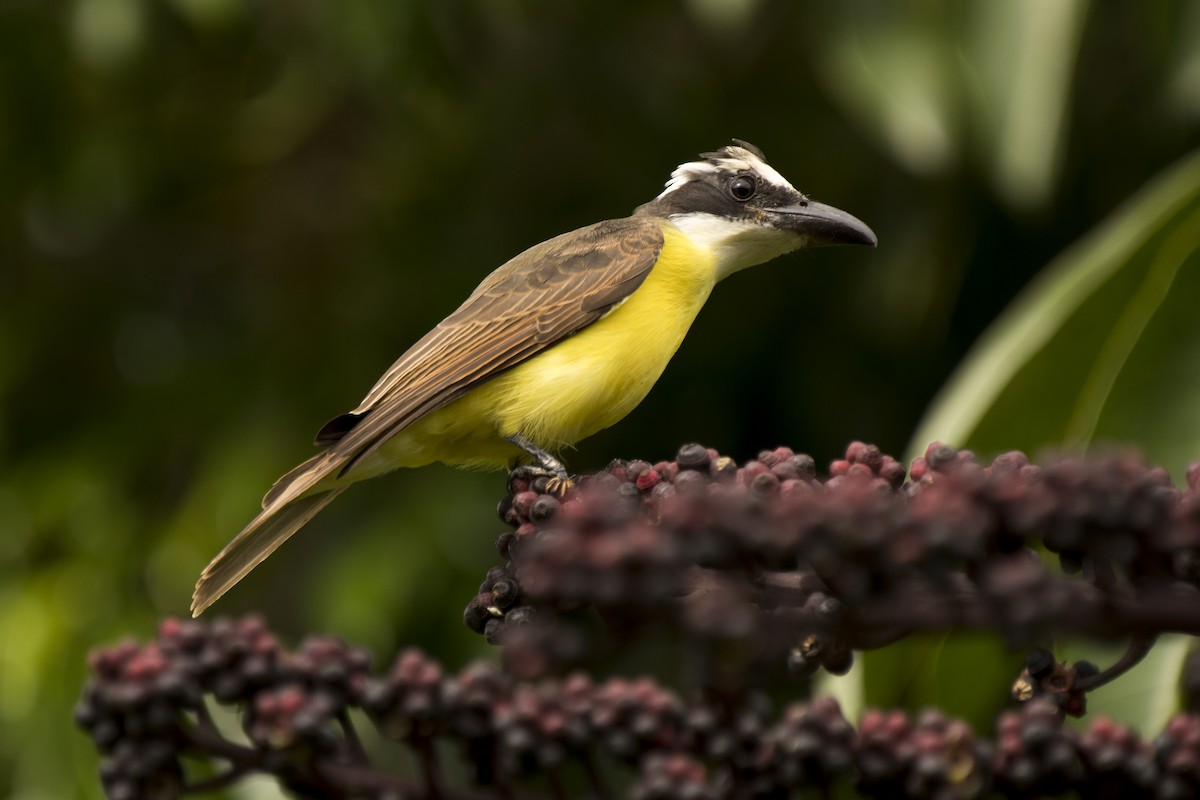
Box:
[656,146,797,199]
[658,161,718,196]
[752,160,793,191]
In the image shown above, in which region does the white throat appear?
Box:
[669,212,802,281]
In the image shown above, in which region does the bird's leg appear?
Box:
[506,434,574,495]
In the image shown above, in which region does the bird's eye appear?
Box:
[729,175,756,201]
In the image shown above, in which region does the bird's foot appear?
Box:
[506,434,574,496]
[508,463,575,496]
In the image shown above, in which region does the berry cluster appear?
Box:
[474,443,1200,682]
[990,697,1187,797]
[74,616,376,799]
[77,617,1200,799]
[77,442,1200,797]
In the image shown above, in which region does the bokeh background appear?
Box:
[3,1,1200,796]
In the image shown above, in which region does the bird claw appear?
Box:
[508,464,574,496]
[505,435,573,495]
[545,475,575,496]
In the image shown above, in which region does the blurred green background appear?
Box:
[3,1,1199,796]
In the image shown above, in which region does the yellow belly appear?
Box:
[368,223,717,472]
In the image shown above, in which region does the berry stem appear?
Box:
[410,732,445,800]
[184,704,259,765]
[579,752,610,800]
[1074,633,1157,692]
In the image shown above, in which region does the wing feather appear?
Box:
[199,216,665,614]
[268,216,665,506]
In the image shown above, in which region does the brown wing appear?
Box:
[263,216,664,508]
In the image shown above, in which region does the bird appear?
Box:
[191,140,876,616]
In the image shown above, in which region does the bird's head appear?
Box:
[636,140,876,279]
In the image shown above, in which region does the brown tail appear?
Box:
[191,486,347,617]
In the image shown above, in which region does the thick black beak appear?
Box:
[767,201,877,247]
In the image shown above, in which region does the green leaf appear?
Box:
[815,8,960,177]
[853,633,1021,727]
[965,0,1090,209]
[910,147,1200,478]
[901,148,1200,733]
[815,0,1090,208]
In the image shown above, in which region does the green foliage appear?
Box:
[899,145,1200,738]
[912,149,1200,478]
[2,1,1198,797]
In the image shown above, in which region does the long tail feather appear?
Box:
[191,487,347,617]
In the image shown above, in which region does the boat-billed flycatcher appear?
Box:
[191,141,876,616]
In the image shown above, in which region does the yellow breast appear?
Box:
[485,222,717,447]
[375,222,718,470]
[374,220,705,470]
